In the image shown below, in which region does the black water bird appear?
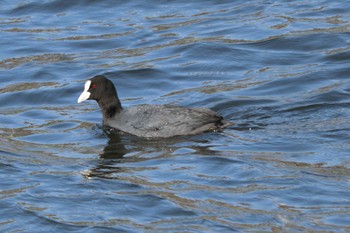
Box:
[78,75,231,138]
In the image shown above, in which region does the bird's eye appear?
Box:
[92,84,97,89]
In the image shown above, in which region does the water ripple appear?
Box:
[1,0,350,232]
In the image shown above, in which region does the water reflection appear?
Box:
[86,127,228,179]
[2,0,350,230]
[99,128,127,159]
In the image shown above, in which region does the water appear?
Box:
[1,0,350,232]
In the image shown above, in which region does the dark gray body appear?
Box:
[78,75,231,138]
[103,104,230,138]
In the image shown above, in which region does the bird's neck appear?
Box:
[98,97,123,119]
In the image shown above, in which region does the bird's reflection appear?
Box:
[84,126,223,179]
[84,127,129,179]
[99,127,127,159]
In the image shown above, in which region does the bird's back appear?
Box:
[104,104,228,137]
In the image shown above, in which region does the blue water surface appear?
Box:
[1,0,350,232]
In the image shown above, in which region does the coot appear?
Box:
[78,75,231,138]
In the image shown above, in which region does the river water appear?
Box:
[1,0,350,232]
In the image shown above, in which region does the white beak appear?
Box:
[77,80,91,103]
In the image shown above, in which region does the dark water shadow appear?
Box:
[98,128,127,160]
[85,127,130,178]
[85,125,231,179]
